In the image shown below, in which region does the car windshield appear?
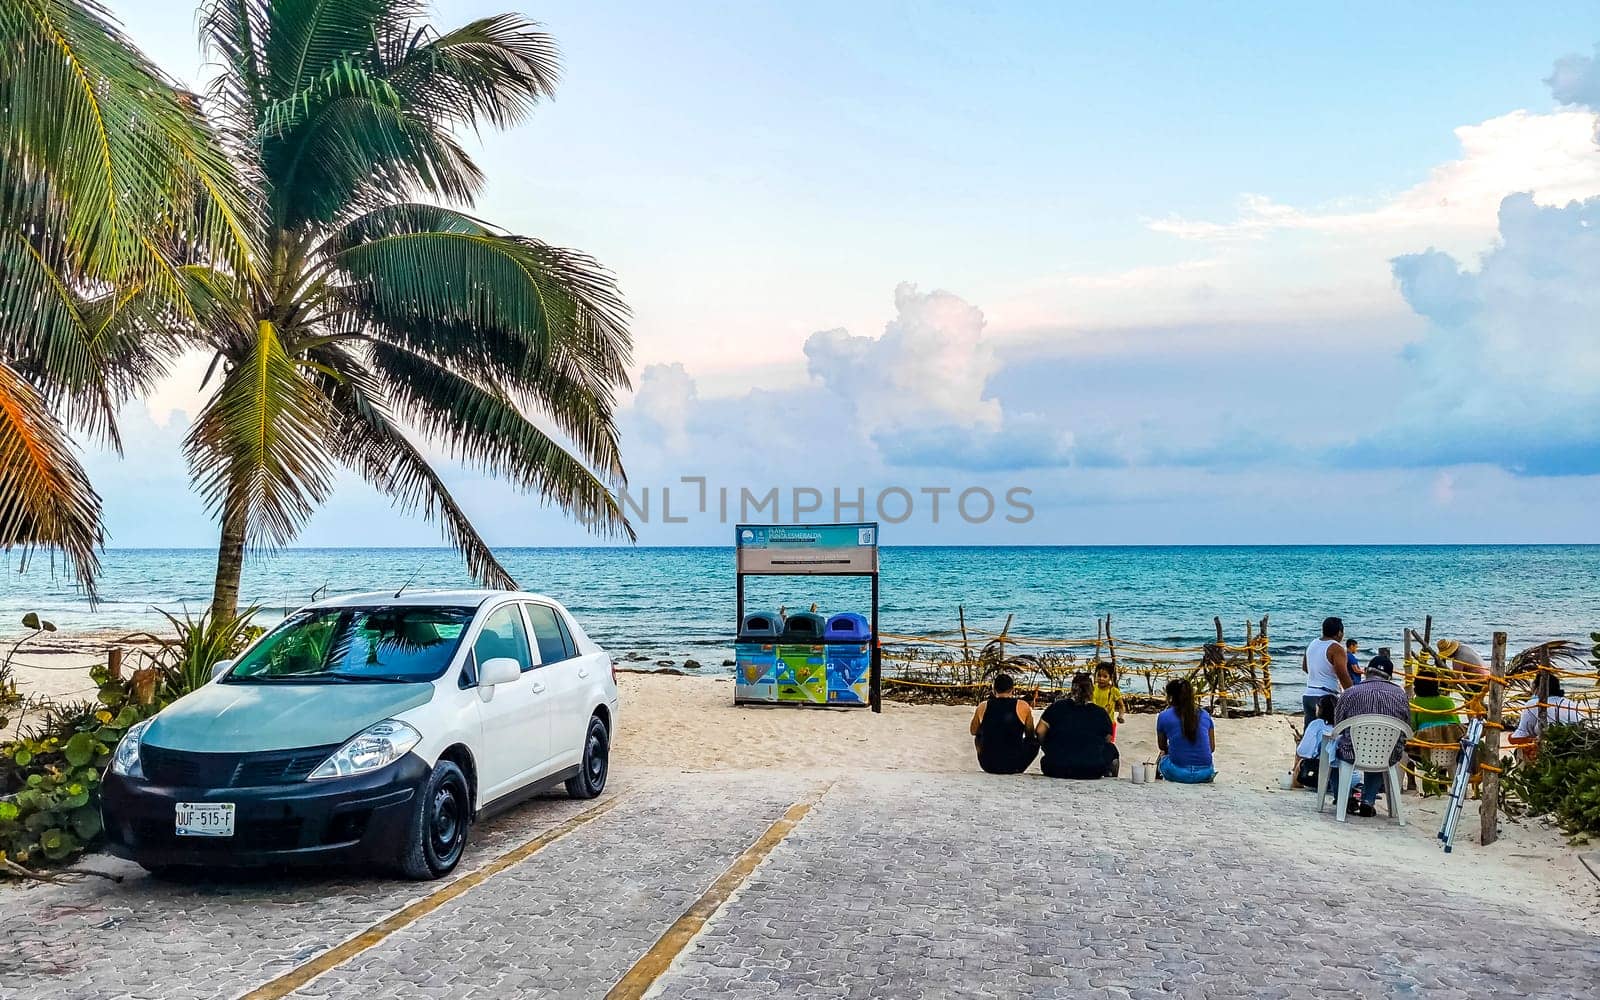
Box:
[226,606,475,684]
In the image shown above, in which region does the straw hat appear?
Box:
[1436,639,1460,658]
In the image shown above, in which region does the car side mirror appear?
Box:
[479,657,522,688]
[210,659,234,681]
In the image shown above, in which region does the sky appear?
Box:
[68,1,1600,547]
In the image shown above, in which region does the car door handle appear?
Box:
[530,680,547,694]
[577,666,590,679]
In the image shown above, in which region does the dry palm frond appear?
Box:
[0,363,101,597]
[1510,640,1586,672]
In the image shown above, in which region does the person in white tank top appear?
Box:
[1301,616,1354,724]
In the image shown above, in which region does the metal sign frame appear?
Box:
[734,522,882,713]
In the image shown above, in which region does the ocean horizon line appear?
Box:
[79,541,1600,552]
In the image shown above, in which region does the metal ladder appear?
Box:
[1438,717,1484,853]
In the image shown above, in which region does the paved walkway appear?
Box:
[2,768,1595,999]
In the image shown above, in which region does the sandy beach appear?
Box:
[607,672,1598,922]
[7,637,1597,931]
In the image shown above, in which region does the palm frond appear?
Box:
[0,0,258,285]
[0,227,180,449]
[331,219,630,475]
[363,342,632,539]
[384,14,561,131]
[183,320,338,546]
[327,205,628,476]
[0,362,101,597]
[260,0,398,99]
[310,346,518,587]
[260,56,403,137]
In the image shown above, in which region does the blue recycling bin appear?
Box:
[823,612,872,706]
[823,613,871,641]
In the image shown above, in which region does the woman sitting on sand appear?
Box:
[970,673,1038,774]
[1037,671,1119,779]
[1156,677,1216,783]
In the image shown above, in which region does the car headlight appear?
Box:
[111,718,152,778]
[307,720,422,780]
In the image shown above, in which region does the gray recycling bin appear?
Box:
[738,611,783,641]
[780,611,827,641]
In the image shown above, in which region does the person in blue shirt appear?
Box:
[1156,677,1216,783]
[1345,638,1365,683]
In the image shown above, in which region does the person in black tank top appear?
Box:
[969,673,1039,774]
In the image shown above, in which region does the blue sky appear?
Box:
[68,1,1600,547]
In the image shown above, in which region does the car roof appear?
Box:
[308,589,562,611]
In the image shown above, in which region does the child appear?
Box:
[1345,638,1364,682]
[1294,694,1339,789]
[1091,662,1127,738]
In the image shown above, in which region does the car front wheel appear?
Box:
[566,715,610,799]
[397,759,470,880]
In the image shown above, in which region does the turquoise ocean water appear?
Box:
[3,546,1596,701]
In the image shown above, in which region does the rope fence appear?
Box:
[880,609,1276,715]
[1393,624,1598,845]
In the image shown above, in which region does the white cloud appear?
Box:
[1350,192,1600,474]
[804,282,1001,435]
[1146,110,1600,251]
[629,362,699,453]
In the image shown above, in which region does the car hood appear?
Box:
[142,680,435,753]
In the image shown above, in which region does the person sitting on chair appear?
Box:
[1334,653,1410,817]
[1293,694,1339,789]
[970,673,1038,774]
[1037,672,1119,779]
[1508,672,1587,762]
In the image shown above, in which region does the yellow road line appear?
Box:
[240,795,625,1000]
[605,793,822,1000]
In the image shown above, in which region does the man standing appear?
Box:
[1302,616,1355,725]
[1335,653,1411,817]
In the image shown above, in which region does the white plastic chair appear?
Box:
[1426,747,1458,770]
[1315,715,1412,825]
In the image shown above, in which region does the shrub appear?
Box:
[0,670,151,868]
[0,606,262,874]
[1505,723,1600,840]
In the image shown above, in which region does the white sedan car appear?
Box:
[101,590,618,879]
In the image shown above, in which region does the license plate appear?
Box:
[175,802,235,837]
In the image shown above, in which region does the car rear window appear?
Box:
[523,604,573,665]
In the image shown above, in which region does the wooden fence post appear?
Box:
[1480,631,1507,847]
[1402,628,1418,791]
[1403,630,1414,697]
[957,605,973,684]
[108,646,123,683]
[1105,613,1117,673]
[1260,615,1271,713]
[1245,620,1260,714]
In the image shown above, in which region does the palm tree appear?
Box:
[187,0,633,618]
[1,0,255,595]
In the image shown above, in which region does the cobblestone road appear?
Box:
[2,768,1595,999]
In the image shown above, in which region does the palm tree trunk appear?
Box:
[211,487,248,620]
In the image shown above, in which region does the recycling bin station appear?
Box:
[733,522,881,712]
